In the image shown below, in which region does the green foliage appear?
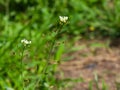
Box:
[0,0,119,90]
[0,0,120,38]
[0,13,68,90]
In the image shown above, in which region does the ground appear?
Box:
[59,39,120,90]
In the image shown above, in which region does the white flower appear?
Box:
[59,16,68,23]
[21,39,31,46]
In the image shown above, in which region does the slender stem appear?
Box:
[6,0,10,16]
[5,0,10,32]
[43,24,63,73]
[20,47,25,90]
[34,24,64,89]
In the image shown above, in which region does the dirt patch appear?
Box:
[59,40,120,90]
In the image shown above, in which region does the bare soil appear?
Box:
[59,39,120,90]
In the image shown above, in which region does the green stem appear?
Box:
[20,47,25,90]
[43,24,63,73]
[34,24,64,89]
[5,0,10,32]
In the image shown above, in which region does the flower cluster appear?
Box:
[21,39,31,46]
[59,16,68,23]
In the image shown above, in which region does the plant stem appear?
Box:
[43,24,63,73]
[5,0,10,33]
[20,47,25,90]
[34,24,64,89]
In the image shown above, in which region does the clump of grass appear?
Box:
[16,16,69,90]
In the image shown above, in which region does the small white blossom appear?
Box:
[59,16,68,23]
[21,39,31,46]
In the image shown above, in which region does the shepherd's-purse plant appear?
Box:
[34,16,68,89]
[20,39,31,90]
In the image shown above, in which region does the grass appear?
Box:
[0,16,69,90]
[0,0,120,90]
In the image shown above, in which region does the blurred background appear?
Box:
[0,0,120,90]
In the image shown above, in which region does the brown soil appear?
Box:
[59,39,120,90]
